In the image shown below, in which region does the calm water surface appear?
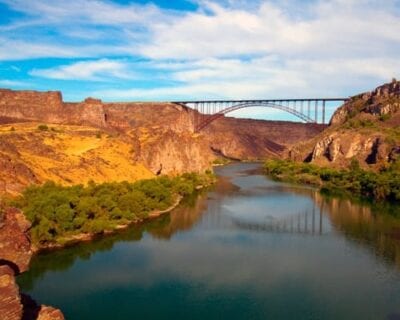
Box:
[18,163,400,320]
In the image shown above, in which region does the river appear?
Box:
[17,163,400,320]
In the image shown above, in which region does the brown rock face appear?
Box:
[330,80,400,126]
[291,80,400,168]
[21,295,65,320]
[0,208,65,320]
[0,208,32,273]
[0,88,325,183]
[0,89,108,128]
[138,130,213,175]
[205,117,325,160]
[0,265,23,320]
[0,90,64,124]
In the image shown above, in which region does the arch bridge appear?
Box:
[173,98,348,132]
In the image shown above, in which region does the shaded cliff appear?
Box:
[0,208,64,320]
[206,117,325,160]
[290,80,400,169]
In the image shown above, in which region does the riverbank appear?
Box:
[30,195,184,253]
[264,159,400,203]
[17,162,400,320]
[9,172,215,252]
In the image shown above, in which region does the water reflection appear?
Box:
[18,190,211,291]
[17,163,400,320]
[320,194,400,268]
[232,202,325,236]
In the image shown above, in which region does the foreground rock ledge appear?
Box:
[0,208,64,320]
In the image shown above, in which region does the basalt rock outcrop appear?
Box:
[0,90,107,128]
[330,80,400,126]
[0,208,64,320]
[290,80,400,168]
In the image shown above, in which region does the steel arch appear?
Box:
[196,101,315,132]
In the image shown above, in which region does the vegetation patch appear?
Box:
[10,172,215,247]
[264,159,400,203]
[37,124,49,131]
[212,158,232,166]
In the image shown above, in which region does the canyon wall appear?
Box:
[0,88,326,189]
[0,89,64,124]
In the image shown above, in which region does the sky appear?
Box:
[0,0,399,121]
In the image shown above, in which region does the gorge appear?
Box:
[0,80,399,320]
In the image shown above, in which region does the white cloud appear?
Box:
[0,0,165,26]
[139,0,400,60]
[30,59,133,81]
[0,0,399,102]
[0,79,30,87]
[95,55,400,101]
[0,38,79,60]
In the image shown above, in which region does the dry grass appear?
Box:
[0,123,154,192]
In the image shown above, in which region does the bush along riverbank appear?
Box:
[264,159,400,203]
[9,172,215,250]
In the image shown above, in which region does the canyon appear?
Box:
[0,88,324,195]
[1,80,399,196]
[0,81,399,320]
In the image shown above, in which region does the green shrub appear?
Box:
[37,124,49,131]
[264,159,400,203]
[379,114,391,122]
[11,172,215,245]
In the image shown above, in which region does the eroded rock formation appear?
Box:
[0,208,64,320]
[330,80,400,126]
[290,80,400,168]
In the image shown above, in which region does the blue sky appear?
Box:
[0,0,399,121]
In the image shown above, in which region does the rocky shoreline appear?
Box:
[0,208,64,320]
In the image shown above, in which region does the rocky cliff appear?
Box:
[330,80,400,126]
[290,80,400,168]
[0,208,64,320]
[0,88,324,194]
[0,90,107,128]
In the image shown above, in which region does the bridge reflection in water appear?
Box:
[232,203,325,236]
